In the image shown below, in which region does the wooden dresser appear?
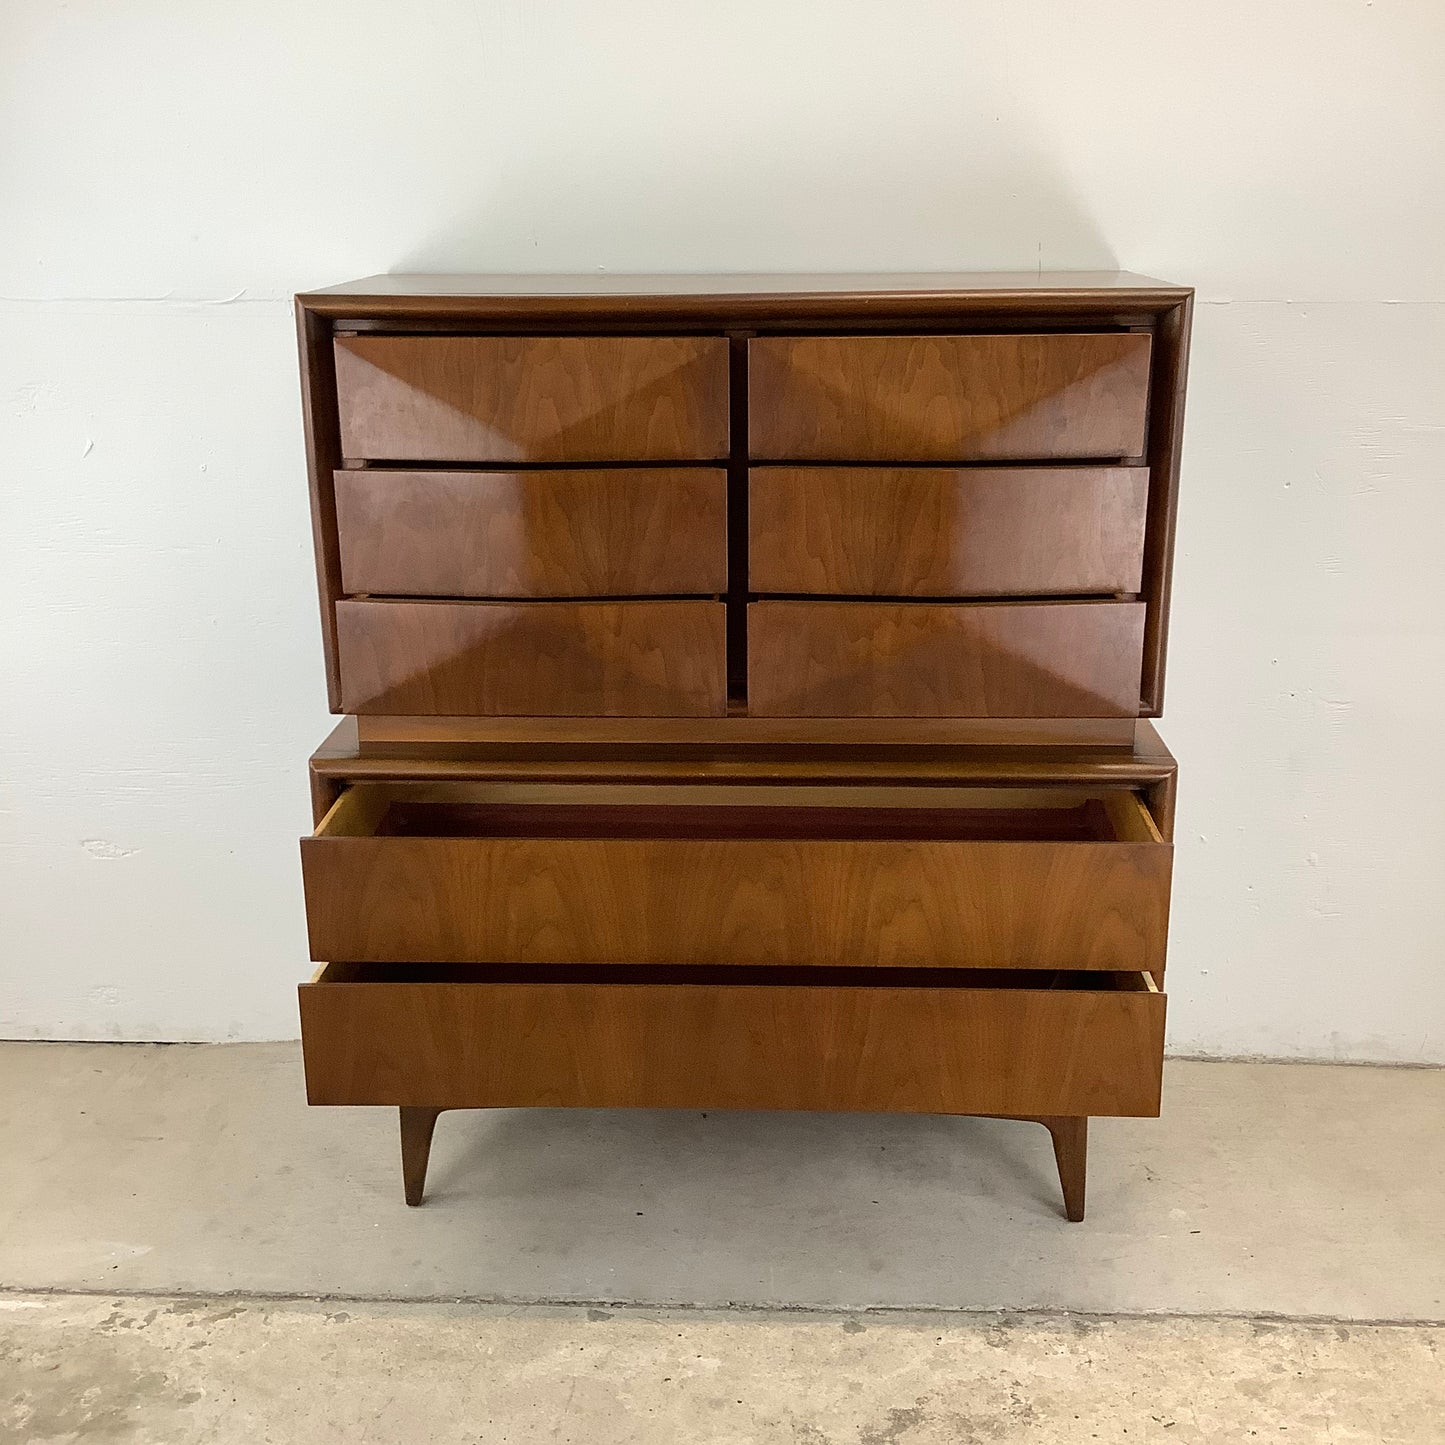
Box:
[294,273,1191,1221]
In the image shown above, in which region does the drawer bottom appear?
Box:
[299,964,1165,1118]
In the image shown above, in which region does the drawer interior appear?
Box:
[311,961,1159,992]
[316,783,1164,845]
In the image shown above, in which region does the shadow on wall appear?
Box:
[391,132,1120,275]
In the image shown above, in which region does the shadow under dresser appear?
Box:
[293,271,1191,1220]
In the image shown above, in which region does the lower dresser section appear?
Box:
[299,964,1165,1118]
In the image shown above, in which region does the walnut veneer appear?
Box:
[294,272,1191,1221]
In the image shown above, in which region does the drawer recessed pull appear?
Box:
[309,962,1161,992]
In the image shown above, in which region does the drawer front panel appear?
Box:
[301,817,1171,973]
[748,600,1145,717]
[335,599,727,716]
[749,466,1148,596]
[336,467,728,597]
[299,971,1166,1117]
[335,335,730,462]
[748,333,1152,461]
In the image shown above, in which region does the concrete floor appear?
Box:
[3,1044,1442,1442]
[2,1043,1441,1316]
[5,1295,1441,1444]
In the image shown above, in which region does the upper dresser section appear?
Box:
[297,273,1191,737]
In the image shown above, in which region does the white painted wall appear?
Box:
[3,1,1442,1058]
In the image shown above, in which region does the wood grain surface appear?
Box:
[300,793,1171,970]
[747,600,1145,717]
[748,466,1148,596]
[335,599,727,716]
[335,467,727,597]
[748,333,1152,461]
[299,969,1166,1117]
[335,335,730,462]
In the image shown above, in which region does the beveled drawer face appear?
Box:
[334,599,727,716]
[299,963,1166,1117]
[300,782,1171,972]
[747,600,1145,718]
[749,466,1148,597]
[335,467,728,598]
[748,333,1152,462]
[334,335,730,463]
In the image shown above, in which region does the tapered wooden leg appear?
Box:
[1038,1115,1088,1222]
[399,1107,443,1206]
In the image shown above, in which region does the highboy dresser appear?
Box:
[294,273,1190,1220]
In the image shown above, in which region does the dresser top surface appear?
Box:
[302,271,1184,303]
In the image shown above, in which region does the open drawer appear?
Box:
[301,782,1172,971]
[299,963,1165,1117]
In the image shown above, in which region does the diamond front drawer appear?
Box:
[334,467,728,597]
[334,334,730,463]
[747,333,1152,462]
[748,466,1148,596]
[334,599,727,716]
[299,963,1166,1117]
[747,600,1146,718]
[300,783,1172,971]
